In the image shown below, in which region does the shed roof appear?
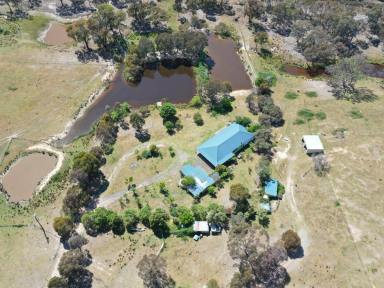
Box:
[302,135,324,151]
[265,179,278,198]
[197,123,254,167]
[193,221,209,233]
[260,202,272,213]
[180,164,216,197]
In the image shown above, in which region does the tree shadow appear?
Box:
[76,50,100,63]
[288,246,304,259]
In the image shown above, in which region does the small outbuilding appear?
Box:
[260,202,272,213]
[180,164,216,197]
[193,221,210,234]
[302,135,324,154]
[210,223,222,234]
[264,179,278,198]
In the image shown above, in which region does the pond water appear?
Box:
[59,65,196,144]
[207,35,252,90]
[43,22,72,45]
[2,153,57,202]
[58,35,251,145]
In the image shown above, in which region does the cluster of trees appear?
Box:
[66,4,126,58]
[124,31,208,83]
[368,5,384,42]
[200,79,234,114]
[1,0,41,17]
[181,0,234,15]
[244,0,373,70]
[130,110,150,141]
[159,102,182,134]
[227,214,297,288]
[48,248,93,288]
[128,0,168,33]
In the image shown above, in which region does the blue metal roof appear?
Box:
[180,164,216,197]
[197,123,254,167]
[265,179,278,198]
[260,202,272,213]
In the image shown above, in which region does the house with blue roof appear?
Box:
[197,123,254,167]
[264,179,279,198]
[180,164,217,197]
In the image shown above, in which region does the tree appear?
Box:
[298,28,336,70]
[368,5,384,40]
[88,4,126,50]
[175,206,194,227]
[68,233,88,250]
[255,71,277,94]
[313,154,331,176]
[48,277,68,288]
[59,249,92,277]
[70,0,85,10]
[149,208,170,237]
[206,203,228,227]
[130,112,146,135]
[214,22,232,38]
[62,185,91,219]
[246,93,259,115]
[327,56,375,102]
[193,112,204,126]
[159,103,177,121]
[137,254,175,288]
[253,128,273,155]
[3,0,22,16]
[128,1,168,33]
[95,113,118,148]
[191,204,207,221]
[71,151,103,186]
[230,184,251,214]
[181,176,196,188]
[173,0,182,12]
[81,208,116,236]
[257,156,271,185]
[244,0,265,24]
[281,229,301,255]
[53,216,74,241]
[124,208,139,231]
[111,215,126,235]
[139,204,152,227]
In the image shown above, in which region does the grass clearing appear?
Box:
[315,111,327,120]
[297,108,315,121]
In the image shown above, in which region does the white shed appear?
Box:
[302,135,324,154]
[193,221,210,234]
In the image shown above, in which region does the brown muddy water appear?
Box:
[207,35,252,90]
[59,65,196,144]
[2,153,57,202]
[58,36,251,144]
[43,22,72,45]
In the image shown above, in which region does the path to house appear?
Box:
[98,146,189,208]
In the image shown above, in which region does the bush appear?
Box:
[293,118,305,125]
[168,146,176,157]
[171,227,194,237]
[81,208,116,236]
[315,111,327,120]
[235,116,252,127]
[281,229,301,253]
[285,91,299,100]
[139,204,152,227]
[149,208,170,237]
[159,102,177,121]
[248,123,261,132]
[255,71,277,93]
[164,120,176,133]
[48,276,68,288]
[190,95,203,108]
[53,216,74,240]
[191,204,207,221]
[207,186,216,197]
[297,108,314,121]
[207,279,219,288]
[193,112,204,126]
[257,209,270,227]
[175,206,194,227]
[305,91,318,97]
[181,176,196,187]
[215,165,233,181]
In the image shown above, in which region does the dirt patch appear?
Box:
[2,152,57,202]
[41,22,72,45]
[302,80,334,100]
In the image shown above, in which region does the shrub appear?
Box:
[285,91,299,100]
[248,123,261,133]
[305,91,318,97]
[349,108,363,119]
[297,108,314,121]
[281,230,301,253]
[257,209,270,227]
[207,279,220,288]
[48,276,68,288]
[315,111,327,120]
[181,176,196,187]
[164,120,176,133]
[171,227,194,237]
[139,204,152,227]
[191,204,207,221]
[175,206,194,227]
[214,22,233,38]
[168,146,176,157]
[149,208,170,237]
[235,116,252,127]
[81,208,116,236]
[159,103,177,121]
[207,186,217,197]
[190,95,203,108]
[193,112,204,126]
[215,165,233,181]
[255,71,277,93]
[293,118,305,125]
